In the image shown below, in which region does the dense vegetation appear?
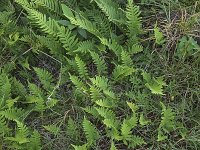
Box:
[0,0,199,149]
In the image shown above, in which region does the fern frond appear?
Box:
[0,116,10,135]
[90,52,107,75]
[43,124,60,135]
[100,38,123,59]
[90,76,109,91]
[83,117,100,145]
[121,50,133,66]
[159,102,175,132]
[89,86,102,102]
[92,0,125,24]
[27,9,59,36]
[128,44,143,55]
[95,107,116,119]
[70,75,87,93]
[75,40,95,54]
[57,26,78,52]
[112,65,135,81]
[126,0,142,37]
[67,117,79,139]
[34,67,55,91]
[6,121,29,144]
[1,108,25,121]
[95,99,115,108]
[72,144,87,150]
[28,82,44,98]
[75,55,89,80]
[12,78,27,97]
[29,130,42,150]
[33,0,61,14]
[82,106,99,118]
[0,74,11,100]
[62,4,100,36]
[128,135,146,148]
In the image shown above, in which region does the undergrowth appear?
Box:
[0,0,199,150]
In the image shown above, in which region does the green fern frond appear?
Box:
[72,144,87,150]
[62,4,100,36]
[82,106,99,118]
[100,38,123,59]
[89,86,102,102]
[0,74,11,100]
[159,102,175,132]
[70,75,87,92]
[121,50,133,66]
[90,52,107,75]
[83,117,100,145]
[6,121,29,144]
[75,55,89,80]
[33,0,61,14]
[28,82,44,98]
[1,108,25,121]
[34,67,55,91]
[126,0,142,37]
[95,107,116,119]
[75,40,95,53]
[92,0,125,24]
[12,78,27,97]
[43,124,60,135]
[110,141,117,150]
[128,44,143,55]
[0,116,10,135]
[27,9,59,36]
[142,72,167,95]
[29,130,42,150]
[67,117,79,139]
[90,76,109,91]
[95,99,115,108]
[86,9,111,38]
[128,135,146,148]
[57,26,78,52]
[112,65,135,81]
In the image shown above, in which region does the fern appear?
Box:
[1,108,25,121]
[142,72,167,95]
[75,55,89,80]
[34,67,55,91]
[70,75,87,92]
[0,73,11,101]
[95,107,116,119]
[121,50,133,66]
[83,106,100,118]
[43,124,60,135]
[112,65,135,81]
[90,52,107,75]
[33,0,62,14]
[89,86,102,102]
[6,121,29,144]
[57,26,78,52]
[100,38,123,59]
[75,40,95,53]
[28,130,42,150]
[90,76,109,91]
[83,117,100,145]
[72,144,87,150]
[126,0,142,38]
[27,9,59,36]
[92,0,125,24]
[159,102,175,132]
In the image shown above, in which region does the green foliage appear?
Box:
[1,0,198,149]
[82,117,100,145]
